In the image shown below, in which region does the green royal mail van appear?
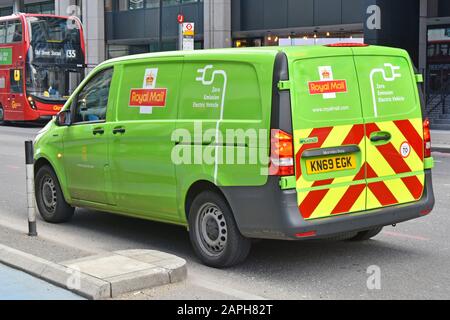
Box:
[34,44,435,268]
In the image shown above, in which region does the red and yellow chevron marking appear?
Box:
[365,119,424,211]
[294,124,366,220]
[295,118,425,220]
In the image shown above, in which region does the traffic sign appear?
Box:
[182,23,195,36]
[177,14,184,24]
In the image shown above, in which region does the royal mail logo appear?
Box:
[129,88,167,107]
[309,66,347,99]
[308,80,347,95]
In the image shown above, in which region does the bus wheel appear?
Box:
[35,165,74,223]
[188,191,251,268]
[349,227,383,241]
[0,106,6,125]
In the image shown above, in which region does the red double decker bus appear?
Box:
[0,13,85,124]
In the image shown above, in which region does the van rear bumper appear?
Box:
[220,170,435,240]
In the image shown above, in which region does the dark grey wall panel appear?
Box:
[314,0,342,26]
[106,3,203,41]
[107,10,158,40]
[287,0,314,27]
[263,0,288,29]
[342,0,363,23]
[231,0,242,31]
[241,0,264,30]
[162,5,182,38]
[162,3,203,38]
[233,0,363,32]
[363,0,420,65]
[439,0,450,17]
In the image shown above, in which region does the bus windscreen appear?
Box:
[26,64,83,102]
[27,16,84,66]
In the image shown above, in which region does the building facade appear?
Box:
[1,0,450,128]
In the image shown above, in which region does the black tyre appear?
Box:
[0,106,7,125]
[349,227,383,241]
[188,191,251,268]
[35,165,74,223]
[325,231,358,241]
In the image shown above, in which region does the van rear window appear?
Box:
[353,56,420,122]
[292,56,364,127]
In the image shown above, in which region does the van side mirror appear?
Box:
[55,110,72,126]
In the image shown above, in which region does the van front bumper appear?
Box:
[221,170,435,240]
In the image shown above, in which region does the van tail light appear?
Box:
[269,129,294,176]
[423,118,432,158]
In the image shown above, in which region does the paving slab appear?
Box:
[61,250,187,298]
[0,244,187,300]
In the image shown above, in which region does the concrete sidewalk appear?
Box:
[431,130,450,153]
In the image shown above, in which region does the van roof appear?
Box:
[99,45,410,69]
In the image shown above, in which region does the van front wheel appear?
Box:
[188,191,251,268]
[35,165,74,223]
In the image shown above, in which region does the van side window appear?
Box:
[73,68,113,124]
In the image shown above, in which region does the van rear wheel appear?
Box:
[35,165,74,223]
[188,191,251,268]
[350,227,383,241]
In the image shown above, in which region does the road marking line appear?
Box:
[382,231,430,241]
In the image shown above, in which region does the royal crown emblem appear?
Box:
[146,73,155,86]
[321,70,331,79]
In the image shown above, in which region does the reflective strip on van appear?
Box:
[296,118,425,220]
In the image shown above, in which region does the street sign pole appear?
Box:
[25,141,37,237]
[177,13,184,51]
[178,23,183,50]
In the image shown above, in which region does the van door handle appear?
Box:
[113,127,126,135]
[370,131,391,143]
[93,128,105,136]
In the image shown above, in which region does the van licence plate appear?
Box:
[306,154,357,175]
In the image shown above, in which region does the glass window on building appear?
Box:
[129,0,144,10]
[25,1,55,14]
[0,22,6,44]
[6,20,22,43]
[162,0,201,6]
[107,44,150,59]
[105,0,114,12]
[108,0,162,11]
[107,45,130,59]
[146,0,160,8]
[0,7,13,17]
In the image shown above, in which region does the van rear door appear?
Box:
[291,49,367,220]
[353,49,425,211]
